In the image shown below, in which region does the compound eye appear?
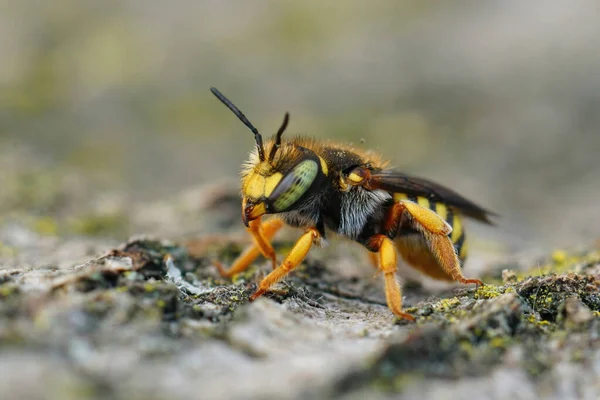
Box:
[347,166,368,184]
[269,159,319,212]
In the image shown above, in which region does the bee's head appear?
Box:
[211,87,323,226]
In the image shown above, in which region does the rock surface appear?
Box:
[0,184,598,400]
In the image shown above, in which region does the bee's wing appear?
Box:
[369,170,497,224]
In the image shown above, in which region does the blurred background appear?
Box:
[1,0,599,259]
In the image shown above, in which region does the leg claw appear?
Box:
[249,288,265,302]
[461,278,484,287]
[213,260,230,278]
[395,312,416,322]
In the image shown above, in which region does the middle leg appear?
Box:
[249,227,320,301]
[367,234,415,321]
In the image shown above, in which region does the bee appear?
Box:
[210,87,495,321]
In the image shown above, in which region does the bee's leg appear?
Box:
[249,227,319,301]
[366,250,384,280]
[390,201,482,286]
[215,217,284,278]
[248,217,284,270]
[366,234,415,321]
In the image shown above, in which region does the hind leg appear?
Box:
[386,201,482,286]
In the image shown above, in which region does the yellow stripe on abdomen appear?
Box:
[450,212,463,242]
[416,196,430,209]
[449,211,467,263]
[434,202,448,221]
[393,193,408,202]
[393,195,470,265]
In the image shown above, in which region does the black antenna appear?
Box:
[210,87,265,161]
[268,112,289,162]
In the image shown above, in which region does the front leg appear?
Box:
[250,227,320,301]
[247,216,281,270]
[214,217,284,278]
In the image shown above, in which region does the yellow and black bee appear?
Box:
[210,87,495,321]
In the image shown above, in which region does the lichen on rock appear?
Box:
[1,207,599,400]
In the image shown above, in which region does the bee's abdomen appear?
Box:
[395,194,468,264]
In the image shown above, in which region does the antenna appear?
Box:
[268,112,290,162]
[210,87,265,161]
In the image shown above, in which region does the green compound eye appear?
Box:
[270,159,319,212]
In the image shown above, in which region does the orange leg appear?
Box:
[248,217,283,270]
[366,250,384,280]
[249,227,319,301]
[390,201,482,286]
[425,233,481,285]
[385,200,451,236]
[367,234,415,321]
[215,218,284,278]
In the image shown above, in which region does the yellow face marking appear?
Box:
[450,214,463,242]
[435,203,448,221]
[243,171,283,200]
[393,193,408,202]
[417,196,430,210]
[244,173,264,200]
[318,156,328,176]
